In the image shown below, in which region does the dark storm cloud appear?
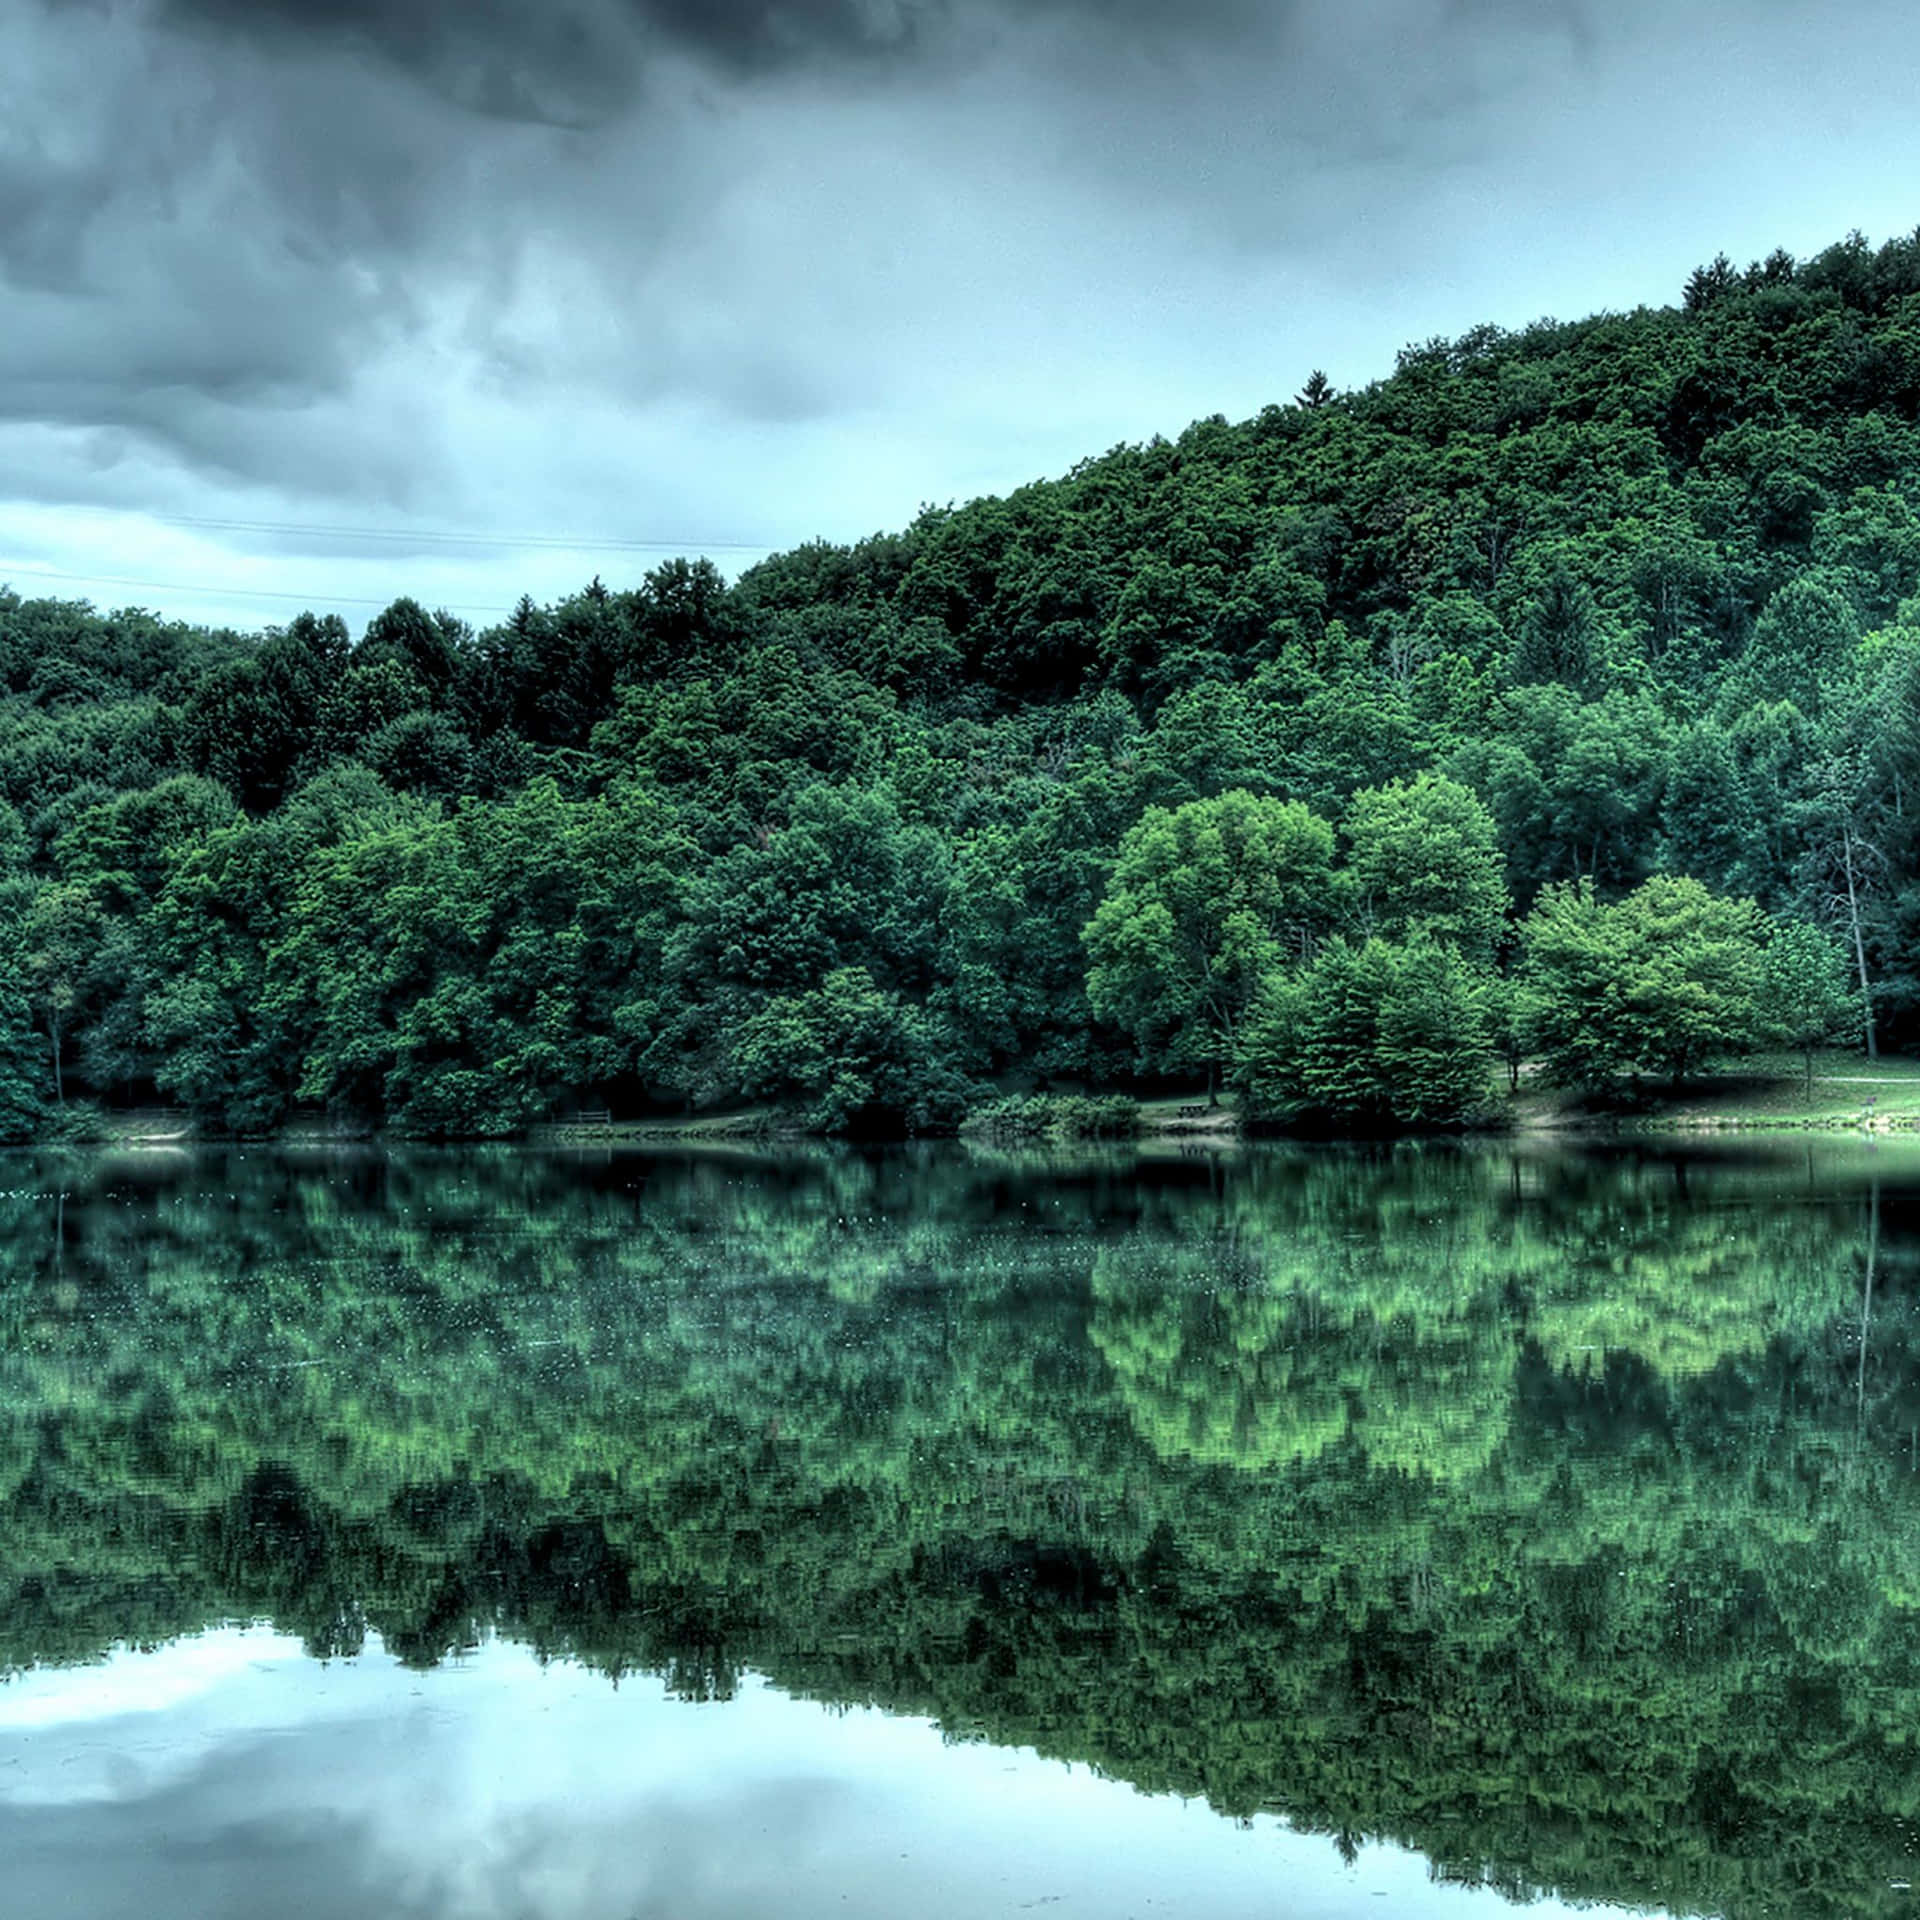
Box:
[0,0,1309,469]
[172,0,930,70]
[9,0,1920,630]
[147,0,1283,125]
[157,0,917,124]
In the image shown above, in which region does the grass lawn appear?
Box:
[1509,1049,1920,1133]
[1135,1092,1238,1129]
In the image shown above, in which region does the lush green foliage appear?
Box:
[2,1144,1918,1916]
[1239,936,1495,1124]
[1083,790,1336,1086]
[1521,874,1769,1089]
[13,229,1920,1129]
[1763,918,1863,1089]
[1342,772,1508,953]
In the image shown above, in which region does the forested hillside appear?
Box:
[8,230,1920,1136]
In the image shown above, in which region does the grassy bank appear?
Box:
[533,1091,1242,1150]
[1506,1050,1920,1136]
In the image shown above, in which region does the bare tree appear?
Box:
[1795,753,1886,1058]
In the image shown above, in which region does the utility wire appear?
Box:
[0,505,783,615]
[0,561,511,617]
[13,505,773,554]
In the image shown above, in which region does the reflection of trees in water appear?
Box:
[1088,1236,1517,1479]
[1091,1242,1356,1470]
[0,1145,1917,1914]
[1522,1166,1851,1380]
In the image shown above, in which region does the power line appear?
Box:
[13,506,773,554]
[0,506,781,615]
[0,561,511,617]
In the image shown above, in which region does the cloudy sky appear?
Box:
[0,1628,1630,1918]
[5,0,1920,633]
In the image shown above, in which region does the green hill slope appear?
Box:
[7,229,1920,1133]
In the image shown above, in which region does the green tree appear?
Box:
[1481,970,1539,1095]
[17,880,98,1106]
[1342,772,1508,954]
[1661,722,1760,894]
[1237,937,1493,1127]
[1510,563,1599,690]
[1760,919,1858,1097]
[0,808,44,1138]
[143,769,421,1131]
[940,749,1140,1086]
[1731,571,1861,716]
[1522,875,1767,1091]
[183,613,348,812]
[1792,750,1886,1058]
[1083,791,1337,1094]
[729,966,966,1135]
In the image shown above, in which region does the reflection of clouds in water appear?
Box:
[0,1630,1623,1920]
[0,1628,308,1738]
[2,1637,880,1918]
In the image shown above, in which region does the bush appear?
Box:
[1521,876,1766,1091]
[1236,938,1495,1129]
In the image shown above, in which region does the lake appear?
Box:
[0,1140,1915,1918]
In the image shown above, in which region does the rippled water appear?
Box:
[1,1140,1915,1917]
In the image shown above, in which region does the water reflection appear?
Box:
[0,1142,1915,1916]
[4,1627,1658,1920]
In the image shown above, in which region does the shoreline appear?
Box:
[19,1054,1919,1152]
[29,1113,1917,1156]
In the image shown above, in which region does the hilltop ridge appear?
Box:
[5,227,1920,1134]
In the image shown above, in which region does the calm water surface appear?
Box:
[1,1140,1916,1918]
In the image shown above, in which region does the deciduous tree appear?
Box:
[1083,791,1337,1093]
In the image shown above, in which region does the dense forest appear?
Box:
[1,1145,1915,1915]
[11,230,1920,1133]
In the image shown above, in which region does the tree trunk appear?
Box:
[1841,826,1878,1059]
[47,1011,63,1107]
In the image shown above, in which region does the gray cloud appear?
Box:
[2,0,1312,473]
[156,0,915,124]
[0,1632,1618,1920]
[6,0,1920,630]
[146,0,1289,126]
